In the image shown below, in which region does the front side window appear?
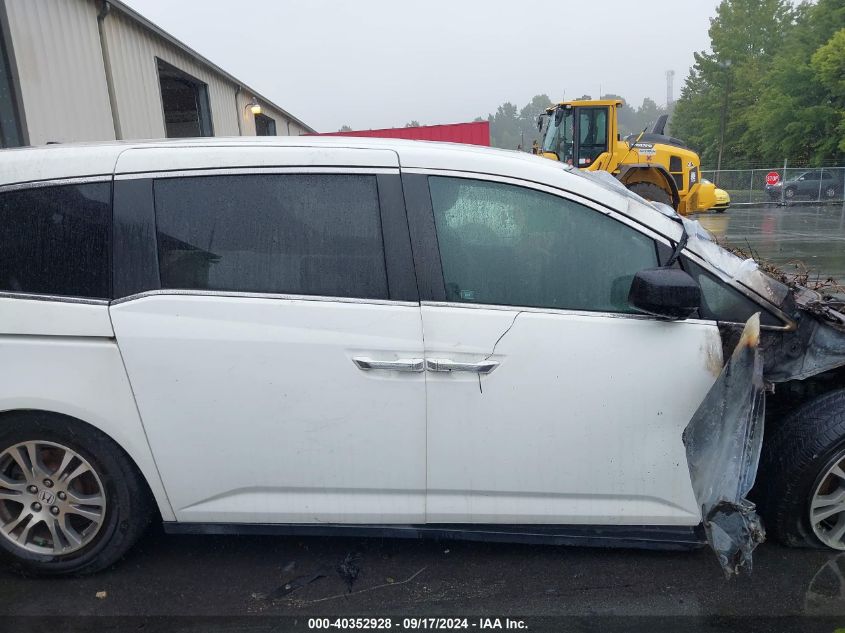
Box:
[154,174,388,300]
[429,177,658,313]
[541,107,575,164]
[0,183,111,298]
[683,259,781,326]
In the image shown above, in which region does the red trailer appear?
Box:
[309,121,490,147]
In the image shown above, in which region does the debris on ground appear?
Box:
[253,570,327,601]
[298,567,428,606]
[95,591,107,599]
[336,552,361,592]
[716,236,845,295]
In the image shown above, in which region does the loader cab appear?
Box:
[540,101,617,168]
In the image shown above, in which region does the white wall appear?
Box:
[3,0,309,144]
[102,7,239,139]
[4,0,115,144]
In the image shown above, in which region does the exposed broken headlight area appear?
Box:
[622,195,845,577]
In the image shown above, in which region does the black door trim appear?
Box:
[164,521,705,551]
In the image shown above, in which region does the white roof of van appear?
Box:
[0,136,617,202]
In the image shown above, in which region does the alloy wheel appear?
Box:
[0,441,106,555]
[811,452,845,550]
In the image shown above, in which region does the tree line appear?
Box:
[472,94,673,151]
[336,0,843,168]
[671,0,845,168]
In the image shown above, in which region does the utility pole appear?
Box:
[715,61,732,186]
[665,70,675,106]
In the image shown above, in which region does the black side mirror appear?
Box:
[628,267,701,320]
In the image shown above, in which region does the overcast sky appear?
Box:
[123,0,722,132]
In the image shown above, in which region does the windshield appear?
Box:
[541,107,575,165]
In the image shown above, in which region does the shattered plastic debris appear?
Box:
[683,313,766,577]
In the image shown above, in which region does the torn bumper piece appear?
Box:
[683,313,766,577]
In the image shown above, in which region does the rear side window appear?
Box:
[0,183,111,298]
[153,174,388,299]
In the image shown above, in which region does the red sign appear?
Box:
[766,171,780,186]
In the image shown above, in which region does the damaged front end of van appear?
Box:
[677,218,845,577]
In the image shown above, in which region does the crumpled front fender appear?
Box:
[683,313,766,577]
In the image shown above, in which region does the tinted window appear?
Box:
[429,177,658,313]
[0,183,111,298]
[684,259,780,326]
[154,174,388,299]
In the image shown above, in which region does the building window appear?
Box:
[0,18,23,148]
[254,113,276,136]
[156,59,212,138]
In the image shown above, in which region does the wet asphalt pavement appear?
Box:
[3,202,845,631]
[1,528,845,621]
[697,201,845,286]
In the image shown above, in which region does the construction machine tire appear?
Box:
[627,182,673,206]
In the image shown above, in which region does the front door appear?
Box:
[415,174,722,526]
[110,152,426,524]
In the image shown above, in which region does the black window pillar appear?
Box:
[0,3,25,148]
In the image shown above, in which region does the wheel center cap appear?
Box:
[39,490,55,505]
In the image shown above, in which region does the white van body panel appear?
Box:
[421,303,722,525]
[0,296,114,337]
[0,300,175,521]
[110,294,426,524]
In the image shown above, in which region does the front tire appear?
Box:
[0,412,152,575]
[626,182,674,207]
[758,389,845,549]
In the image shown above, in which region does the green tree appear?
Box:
[338,125,352,132]
[404,121,421,128]
[811,28,845,154]
[670,0,797,167]
[747,0,845,164]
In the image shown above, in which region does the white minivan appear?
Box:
[1,137,844,576]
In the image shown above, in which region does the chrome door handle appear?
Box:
[425,358,500,374]
[352,357,425,372]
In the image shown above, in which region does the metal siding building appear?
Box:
[0,0,312,146]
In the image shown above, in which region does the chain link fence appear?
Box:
[700,166,845,207]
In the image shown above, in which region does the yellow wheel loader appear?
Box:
[538,99,728,214]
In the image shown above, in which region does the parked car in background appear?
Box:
[766,169,843,201]
[700,178,731,212]
[1,138,845,578]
